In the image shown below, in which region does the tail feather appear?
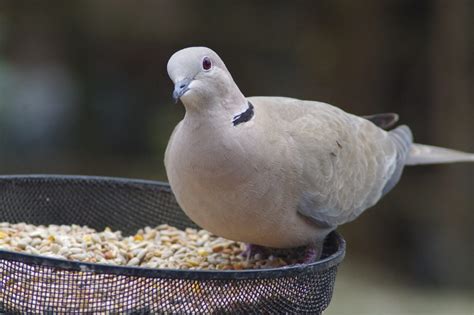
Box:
[405,144,474,165]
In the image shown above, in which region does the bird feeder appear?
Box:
[0,175,345,314]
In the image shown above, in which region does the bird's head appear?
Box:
[167,47,242,109]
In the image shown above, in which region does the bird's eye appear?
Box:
[202,57,212,71]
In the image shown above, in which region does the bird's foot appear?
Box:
[303,243,323,264]
[242,244,268,261]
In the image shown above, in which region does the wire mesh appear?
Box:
[0,175,345,314]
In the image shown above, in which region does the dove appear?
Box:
[165,47,474,262]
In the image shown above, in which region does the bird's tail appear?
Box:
[405,143,474,165]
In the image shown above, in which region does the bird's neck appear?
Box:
[183,89,248,129]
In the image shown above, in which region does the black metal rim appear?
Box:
[0,174,346,280]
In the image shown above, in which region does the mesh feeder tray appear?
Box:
[0,175,345,314]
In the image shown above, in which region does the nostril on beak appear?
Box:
[173,78,191,103]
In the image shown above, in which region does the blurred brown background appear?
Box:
[0,1,473,313]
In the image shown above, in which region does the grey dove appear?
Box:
[165,47,474,261]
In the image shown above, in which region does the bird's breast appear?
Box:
[167,124,292,243]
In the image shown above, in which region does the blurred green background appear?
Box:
[0,1,473,313]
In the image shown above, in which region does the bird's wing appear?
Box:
[249,97,401,227]
[362,113,399,130]
[381,125,413,196]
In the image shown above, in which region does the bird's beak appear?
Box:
[173,78,192,103]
